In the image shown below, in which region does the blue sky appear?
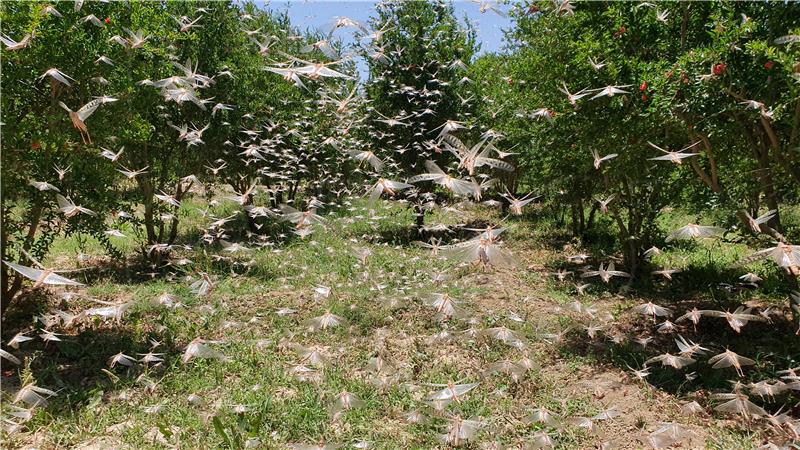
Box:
[259,1,513,77]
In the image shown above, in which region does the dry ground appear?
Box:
[2,202,793,449]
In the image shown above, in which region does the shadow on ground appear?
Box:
[2,304,184,419]
[557,300,800,416]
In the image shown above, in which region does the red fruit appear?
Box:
[639,82,647,92]
[764,60,774,70]
[712,63,727,76]
[31,141,40,149]
[641,94,648,101]
[104,17,110,24]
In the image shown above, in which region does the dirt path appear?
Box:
[450,244,715,448]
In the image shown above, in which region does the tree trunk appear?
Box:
[557,202,566,227]
[586,203,598,231]
[414,203,425,232]
[0,268,22,316]
[611,210,635,275]
[3,83,57,314]
[627,212,644,279]
[570,201,579,236]
[757,141,783,233]
[166,180,192,246]
[233,181,259,234]
[626,238,640,281]
[136,175,160,265]
[741,119,784,232]
[1,199,45,315]
[0,209,22,314]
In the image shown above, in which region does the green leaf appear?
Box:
[212,416,234,448]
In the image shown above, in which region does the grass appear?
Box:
[2,197,798,449]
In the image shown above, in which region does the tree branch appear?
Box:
[673,109,721,192]
[760,115,781,150]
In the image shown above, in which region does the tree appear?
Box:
[644,2,800,236]
[1,1,128,310]
[470,1,800,277]
[361,0,482,229]
[0,0,346,310]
